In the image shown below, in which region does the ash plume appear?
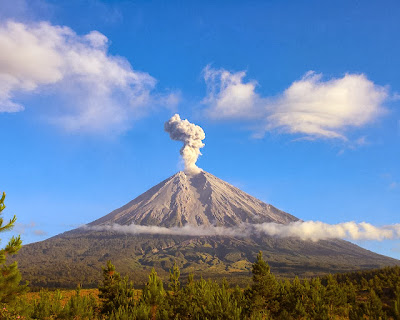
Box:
[164,114,205,174]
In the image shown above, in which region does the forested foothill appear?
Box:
[2,192,400,319]
[0,251,399,319]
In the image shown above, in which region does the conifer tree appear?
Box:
[324,274,348,317]
[168,261,180,294]
[166,262,181,317]
[309,277,329,320]
[365,289,384,319]
[394,286,400,320]
[0,192,27,305]
[143,268,165,319]
[249,251,279,315]
[216,278,243,320]
[173,272,196,319]
[288,276,308,318]
[98,260,134,315]
[61,284,98,319]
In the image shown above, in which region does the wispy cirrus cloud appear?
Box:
[14,221,48,236]
[202,66,389,140]
[0,20,179,134]
[33,229,48,236]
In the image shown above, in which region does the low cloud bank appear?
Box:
[254,221,400,241]
[84,221,400,242]
[84,223,249,237]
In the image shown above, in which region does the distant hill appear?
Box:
[15,171,399,288]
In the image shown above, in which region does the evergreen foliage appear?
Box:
[61,285,99,319]
[142,268,165,319]
[98,260,135,315]
[31,290,63,319]
[0,191,27,305]
[247,251,279,317]
[394,286,400,320]
[2,248,400,319]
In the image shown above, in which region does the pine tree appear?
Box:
[166,261,181,317]
[61,284,98,319]
[365,288,384,319]
[394,286,400,320]
[249,251,279,315]
[309,277,329,320]
[393,287,400,320]
[143,268,165,319]
[324,274,348,317]
[168,261,180,294]
[288,276,308,318]
[31,290,63,319]
[174,272,195,319]
[216,278,243,320]
[98,260,134,315]
[0,192,27,305]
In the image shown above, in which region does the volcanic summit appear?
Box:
[15,169,399,288]
[14,115,399,287]
[89,171,298,228]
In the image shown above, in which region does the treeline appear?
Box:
[1,252,400,319]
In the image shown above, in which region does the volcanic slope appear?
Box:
[16,171,399,288]
[88,171,298,228]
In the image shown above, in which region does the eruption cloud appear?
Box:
[85,221,400,242]
[164,114,205,174]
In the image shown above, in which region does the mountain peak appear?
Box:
[89,170,298,228]
[17,170,399,288]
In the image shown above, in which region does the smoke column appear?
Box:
[164,114,205,174]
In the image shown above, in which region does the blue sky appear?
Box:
[0,0,399,259]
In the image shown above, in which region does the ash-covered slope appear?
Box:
[89,171,298,228]
[15,170,399,288]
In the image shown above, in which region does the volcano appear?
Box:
[16,171,398,288]
[89,171,298,228]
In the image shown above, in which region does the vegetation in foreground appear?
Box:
[1,191,400,319]
[0,191,28,305]
[0,254,399,319]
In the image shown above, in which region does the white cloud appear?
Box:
[13,221,46,236]
[85,220,400,242]
[203,66,388,140]
[85,223,250,237]
[202,65,262,119]
[266,72,388,139]
[14,221,36,234]
[0,20,178,133]
[254,221,400,242]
